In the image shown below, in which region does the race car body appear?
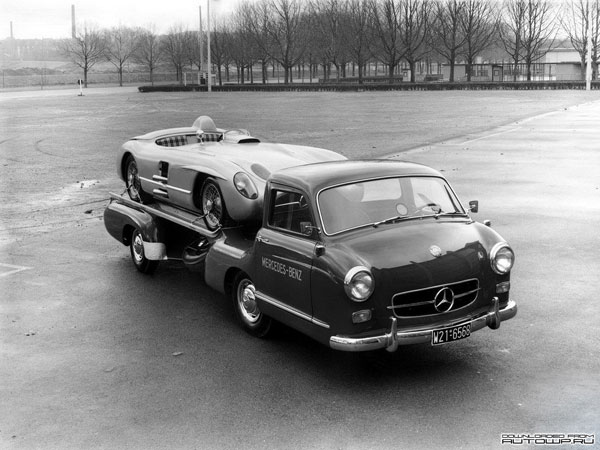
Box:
[117,116,345,229]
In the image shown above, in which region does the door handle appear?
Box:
[256,235,269,243]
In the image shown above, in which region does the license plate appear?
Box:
[431,323,471,346]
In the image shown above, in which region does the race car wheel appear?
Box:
[200,178,227,230]
[125,155,152,203]
[130,228,158,274]
[232,272,272,338]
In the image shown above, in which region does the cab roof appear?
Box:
[270,159,444,194]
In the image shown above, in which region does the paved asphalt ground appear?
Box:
[1,88,599,449]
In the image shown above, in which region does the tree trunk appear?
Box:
[388,64,395,83]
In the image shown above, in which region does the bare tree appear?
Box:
[370,0,406,80]
[399,0,433,82]
[163,25,194,83]
[521,0,558,80]
[561,0,600,79]
[211,21,233,86]
[105,26,141,86]
[246,0,311,84]
[241,1,274,83]
[311,0,351,81]
[499,0,526,80]
[229,7,260,83]
[346,0,373,83]
[59,23,106,88]
[432,0,468,81]
[461,0,499,81]
[500,0,558,81]
[135,26,163,86]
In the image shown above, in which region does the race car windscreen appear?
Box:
[317,176,465,235]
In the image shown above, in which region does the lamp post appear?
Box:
[199,6,203,86]
[207,0,212,93]
[585,0,592,91]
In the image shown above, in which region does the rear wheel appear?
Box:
[125,155,152,203]
[232,272,272,338]
[130,228,158,274]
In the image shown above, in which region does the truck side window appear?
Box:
[269,189,313,236]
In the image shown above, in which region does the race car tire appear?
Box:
[129,228,158,274]
[125,155,152,203]
[200,178,228,230]
[232,272,272,338]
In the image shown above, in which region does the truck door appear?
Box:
[255,187,317,319]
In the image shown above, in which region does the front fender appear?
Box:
[184,162,263,223]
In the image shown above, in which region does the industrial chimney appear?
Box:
[71,5,76,38]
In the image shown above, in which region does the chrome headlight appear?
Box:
[233,172,258,199]
[344,266,374,302]
[490,243,514,275]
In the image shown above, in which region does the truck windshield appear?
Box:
[317,176,466,235]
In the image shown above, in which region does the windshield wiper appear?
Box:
[372,215,409,227]
[433,211,469,219]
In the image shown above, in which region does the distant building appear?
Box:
[435,46,589,82]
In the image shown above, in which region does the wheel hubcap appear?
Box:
[127,163,141,200]
[238,281,260,324]
[203,184,222,228]
[132,233,144,263]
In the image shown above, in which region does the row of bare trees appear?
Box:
[61,0,600,87]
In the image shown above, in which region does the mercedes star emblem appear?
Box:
[434,287,455,313]
[430,245,443,258]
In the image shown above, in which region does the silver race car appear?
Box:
[118,116,346,229]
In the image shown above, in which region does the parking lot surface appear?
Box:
[1,90,599,449]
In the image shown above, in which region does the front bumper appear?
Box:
[329,297,517,352]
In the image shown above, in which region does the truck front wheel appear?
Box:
[232,272,272,338]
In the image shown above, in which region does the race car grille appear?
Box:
[390,278,480,318]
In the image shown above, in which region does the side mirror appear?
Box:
[468,200,479,213]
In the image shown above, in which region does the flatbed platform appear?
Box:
[108,192,222,240]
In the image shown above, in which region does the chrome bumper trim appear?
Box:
[329,298,517,352]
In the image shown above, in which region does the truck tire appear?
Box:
[232,272,272,338]
[130,228,158,274]
[125,155,152,203]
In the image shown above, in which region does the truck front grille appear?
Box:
[390,278,479,318]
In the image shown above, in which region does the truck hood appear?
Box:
[327,219,503,291]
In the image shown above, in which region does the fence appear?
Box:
[2,67,596,90]
[0,71,180,89]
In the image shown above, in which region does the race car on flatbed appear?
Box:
[118,115,345,230]
[105,120,516,352]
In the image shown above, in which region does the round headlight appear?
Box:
[233,172,259,199]
[344,266,374,302]
[490,243,514,275]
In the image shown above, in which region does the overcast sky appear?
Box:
[1,0,237,39]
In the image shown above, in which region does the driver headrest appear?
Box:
[192,115,217,132]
